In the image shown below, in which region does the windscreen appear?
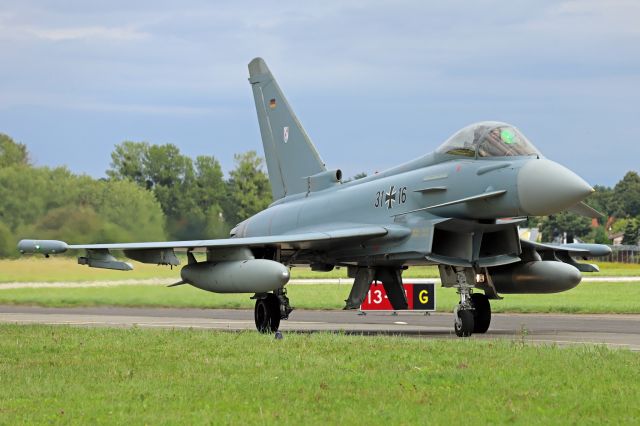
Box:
[435,126,476,157]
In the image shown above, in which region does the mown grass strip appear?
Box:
[0,281,639,314]
[2,257,640,283]
[0,257,178,282]
[0,325,638,424]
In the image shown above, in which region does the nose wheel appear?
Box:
[454,308,474,337]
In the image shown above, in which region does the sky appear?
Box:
[0,0,638,187]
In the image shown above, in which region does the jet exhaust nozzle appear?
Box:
[180,259,290,293]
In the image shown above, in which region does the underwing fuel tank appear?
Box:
[180,259,290,293]
[489,261,582,294]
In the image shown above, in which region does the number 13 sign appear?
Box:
[360,282,436,312]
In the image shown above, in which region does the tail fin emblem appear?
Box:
[269,98,277,109]
[283,126,289,143]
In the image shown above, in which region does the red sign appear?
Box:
[360,282,436,311]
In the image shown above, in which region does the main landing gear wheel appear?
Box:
[454,308,474,337]
[254,293,281,333]
[471,293,491,334]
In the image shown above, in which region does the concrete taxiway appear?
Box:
[1,305,639,351]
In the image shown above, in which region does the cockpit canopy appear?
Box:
[436,122,540,158]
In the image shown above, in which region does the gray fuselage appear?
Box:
[233,150,590,268]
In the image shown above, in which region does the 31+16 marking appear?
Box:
[374,185,407,209]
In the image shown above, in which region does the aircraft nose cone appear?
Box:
[517,159,593,216]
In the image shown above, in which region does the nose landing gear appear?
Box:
[452,267,492,337]
[454,307,474,337]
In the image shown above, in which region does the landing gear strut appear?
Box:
[453,268,474,337]
[452,268,492,337]
[253,288,293,333]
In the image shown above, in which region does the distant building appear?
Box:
[609,231,624,246]
[518,227,540,242]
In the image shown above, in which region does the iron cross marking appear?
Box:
[385,185,397,209]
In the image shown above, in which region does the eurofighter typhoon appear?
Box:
[18,58,611,337]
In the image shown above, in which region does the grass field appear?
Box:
[1,281,639,314]
[0,257,178,282]
[1,257,639,283]
[0,325,638,424]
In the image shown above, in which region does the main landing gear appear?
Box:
[253,288,293,333]
[453,268,491,337]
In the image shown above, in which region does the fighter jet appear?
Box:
[18,58,611,337]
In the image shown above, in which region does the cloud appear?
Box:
[0,0,638,185]
[0,6,150,42]
[23,25,149,41]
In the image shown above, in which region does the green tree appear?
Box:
[622,220,639,245]
[106,141,229,240]
[587,185,614,218]
[193,156,225,212]
[0,222,15,257]
[0,134,29,167]
[585,226,610,244]
[0,164,166,254]
[193,156,229,238]
[72,177,167,242]
[224,151,272,226]
[613,171,640,217]
[145,144,196,223]
[0,166,74,232]
[204,204,229,238]
[106,141,149,187]
[539,212,592,243]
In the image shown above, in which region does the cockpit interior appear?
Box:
[436,122,540,158]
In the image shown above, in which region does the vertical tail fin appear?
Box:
[248,58,326,200]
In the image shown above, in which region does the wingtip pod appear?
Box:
[18,239,68,255]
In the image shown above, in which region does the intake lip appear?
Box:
[517,159,593,216]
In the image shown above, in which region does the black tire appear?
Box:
[254,293,281,333]
[454,308,474,337]
[254,298,270,333]
[471,293,491,334]
[267,293,281,332]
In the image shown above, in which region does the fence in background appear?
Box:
[601,245,640,263]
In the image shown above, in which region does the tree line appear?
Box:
[1,131,639,257]
[536,171,640,245]
[0,134,272,257]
